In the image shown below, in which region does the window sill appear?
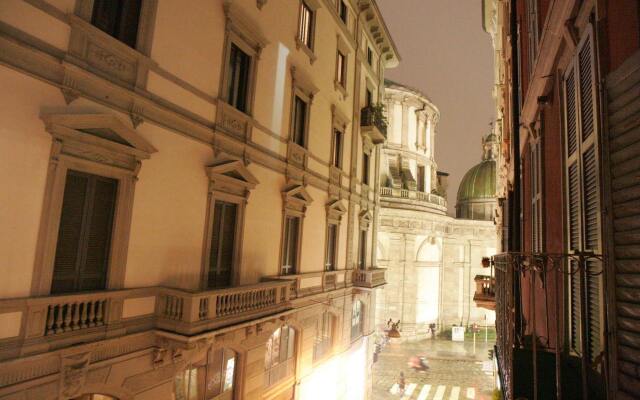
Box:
[295,38,317,64]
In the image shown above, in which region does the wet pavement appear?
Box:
[372,337,496,400]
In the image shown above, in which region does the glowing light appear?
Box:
[299,338,367,400]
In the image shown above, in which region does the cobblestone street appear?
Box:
[372,338,496,400]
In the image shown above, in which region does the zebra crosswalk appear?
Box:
[389,383,478,399]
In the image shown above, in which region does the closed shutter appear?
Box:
[605,44,640,395]
[208,201,237,288]
[52,170,117,294]
[563,25,603,363]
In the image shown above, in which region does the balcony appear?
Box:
[360,105,387,144]
[353,268,387,289]
[473,274,495,310]
[0,281,293,361]
[491,252,608,400]
[379,186,447,209]
[264,270,349,299]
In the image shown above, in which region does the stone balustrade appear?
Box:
[379,186,447,208]
[353,268,387,289]
[0,281,293,361]
[264,270,348,298]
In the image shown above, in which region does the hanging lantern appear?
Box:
[481,257,491,268]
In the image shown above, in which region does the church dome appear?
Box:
[455,132,499,221]
[457,160,496,202]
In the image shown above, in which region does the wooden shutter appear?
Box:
[563,26,603,362]
[208,201,237,288]
[52,170,117,294]
[605,44,640,395]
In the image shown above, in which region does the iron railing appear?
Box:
[491,252,608,400]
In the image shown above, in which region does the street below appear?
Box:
[372,337,496,400]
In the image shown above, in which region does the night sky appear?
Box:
[378,0,495,214]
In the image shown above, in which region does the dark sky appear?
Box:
[378,0,495,214]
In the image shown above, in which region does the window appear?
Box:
[174,348,237,400]
[298,1,314,49]
[562,26,602,364]
[91,0,142,48]
[282,216,300,275]
[325,223,338,271]
[336,51,347,87]
[338,0,348,23]
[530,139,543,253]
[292,95,308,147]
[332,129,343,168]
[351,300,364,340]
[362,152,370,185]
[314,312,334,362]
[526,0,539,74]
[265,326,296,387]
[365,88,373,107]
[208,201,237,288]
[358,229,367,270]
[51,170,117,294]
[227,43,252,113]
[417,165,426,192]
[367,47,373,66]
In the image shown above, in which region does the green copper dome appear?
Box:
[456,159,496,202]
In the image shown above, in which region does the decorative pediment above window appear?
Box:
[326,200,347,223]
[291,66,319,102]
[41,114,157,171]
[331,104,350,131]
[283,185,314,214]
[359,210,373,230]
[223,0,269,53]
[206,159,259,198]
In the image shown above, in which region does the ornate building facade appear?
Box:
[375,82,498,340]
[0,1,398,399]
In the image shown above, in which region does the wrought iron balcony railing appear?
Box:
[360,106,387,144]
[491,252,608,400]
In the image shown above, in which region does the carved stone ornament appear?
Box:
[61,87,80,105]
[152,347,167,368]
[60,352,91,400]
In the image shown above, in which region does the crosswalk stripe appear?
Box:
[433,385,446,400]
[466,387,476,399]
[401,383,417,399]
[416,384,432,400]
[449,386,460,399]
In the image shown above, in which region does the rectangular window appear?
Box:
[526,0,539,74]
[417,165,426,192]
[351,301,363,340]
[358,230,367,270]
[332,129,343,168]
[530,141,543,253]
[227,44,251,113]
[338,1,348,23]
[336,51,347,87]
[51,170,117,294]
[362,152,370,185]
[365,88,373,107]
[313,312,333,362]
[367,47,373,66]
[208,201,237,288]
[298,1,314,49]
[292,95,308,147]
[91,0,141,48]
[325,224,338,271]
[282,216,300,275]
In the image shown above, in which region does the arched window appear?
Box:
[351,300,364,340]
[264,325,296,386]
[313,311,334,362]
[174,348,237,400]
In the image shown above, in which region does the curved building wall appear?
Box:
[376,82,498,340]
